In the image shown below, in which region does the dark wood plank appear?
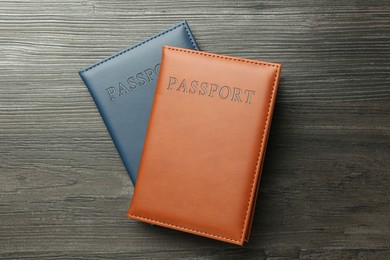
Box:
[0,0,389,258]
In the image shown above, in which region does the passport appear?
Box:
[79,21,199,184]
[128,46,282,245]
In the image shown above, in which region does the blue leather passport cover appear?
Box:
[79,21,199,184]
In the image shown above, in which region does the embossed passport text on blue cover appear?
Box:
[79,21,199,184]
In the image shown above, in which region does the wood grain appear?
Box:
[0,0,389,258]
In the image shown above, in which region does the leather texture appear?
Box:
[79,21,199,184]
[128,46,281,245]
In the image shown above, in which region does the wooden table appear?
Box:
[1,1,389,258]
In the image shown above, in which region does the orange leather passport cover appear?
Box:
[128,46,281,245]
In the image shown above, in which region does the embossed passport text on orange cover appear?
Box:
[127,46,281,245]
